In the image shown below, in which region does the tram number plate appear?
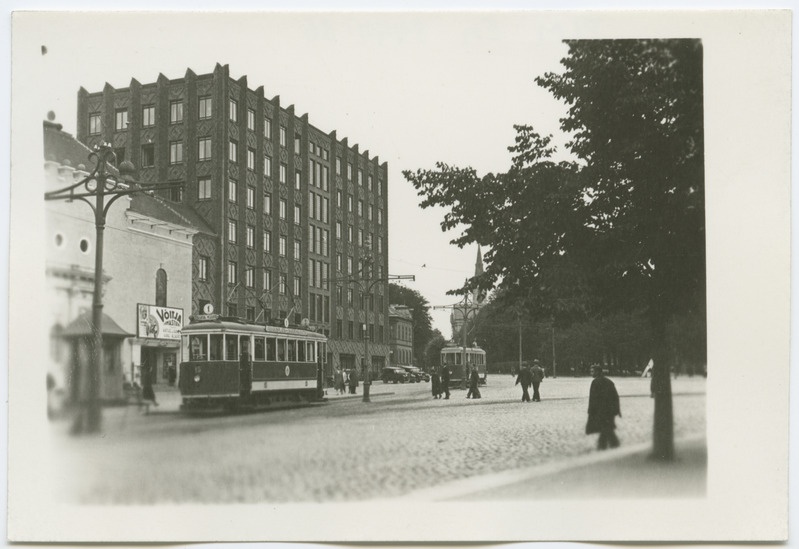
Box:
[263,382,268,388]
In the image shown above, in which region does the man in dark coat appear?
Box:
[466,366,481,399]
[431,367,442,399]
[530,359,545,402]
[515,364,533,402]
[440,365,451,399]
[586,364,621,450]
[348,368,359,394]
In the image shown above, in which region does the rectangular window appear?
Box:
[246,186,255,209]
[336,157,342,175]
[294,135,301,154]
[247,148,255,171]
[264,155,272,176]
[358,169,363,186]
[294,239,301,259]
[142,105,155,127]
[348,195,353,212]
[315,163,321,188]
[279,274,287,295]
[279,199,287,220]
[323,229,329,256]
[198,177,211,200]
[246,225,254,248]
[264,269,272,290]
[264,192,272,214]
[247,108,255,131]
[170,100,183,124]
[229,98,238,122]
[279,126,287,147]
[358,229,363,246]
[264,230,272,253]
[336,320,343,338]
[227,261,237,284]
[294,276,301,297]
[141,144,155,168]
[378,209,383,225]
[198,96,212,119]
[228,179,237,202]
[229,139,238,162]
[264,117,272,138]
[347,162,353,180]
[169,184,183,203]
[246,307,255,322]
[347,288,353,306]
[169,141,183,165]
[115,109,128,131]
[309,259,315,287]
[347,256,353,274]
[198,256,209,281]
[368,175,374,192]
[309,141,315,154]
[348,225,353,242]
[378,177,383,195]
[358,200,363,216]
[89,113,102,135]
[322,166,329,191]
[336,222,342,239]
[295,170,301,190]
[322,263,329,290]
[337,254,342,273]
[279,163,287,184]
[245,266,255,288]
[279,235,287,257]
[377,236,383,253]
[309,160,314,185]
[293,204,301,225]
[322,197,329,223]
[336,191,342,208]
[198,137,212,160]
[228,220,237,243]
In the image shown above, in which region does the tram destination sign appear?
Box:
[136,303,184,341]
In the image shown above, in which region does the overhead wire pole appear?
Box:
[44,143,183,435]
[324,268,415,402]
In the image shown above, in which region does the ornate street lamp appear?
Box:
[45,143,182,434]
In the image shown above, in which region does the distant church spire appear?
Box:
[473,245,486,304]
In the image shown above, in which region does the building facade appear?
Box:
[76,64,391,380]
[44,120,208,402]
[388,305,414,369]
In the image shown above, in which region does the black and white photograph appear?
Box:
[6,8,791,544]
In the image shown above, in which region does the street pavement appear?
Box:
[49,374,706,503]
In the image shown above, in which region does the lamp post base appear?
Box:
[362,381,371,402]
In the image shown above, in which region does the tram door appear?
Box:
[239,336,252,396]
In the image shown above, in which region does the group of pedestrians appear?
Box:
[514,359,545,402]
[333,367,359,395]
[430,365,450,399]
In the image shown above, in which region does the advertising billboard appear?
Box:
[136,303,184,341]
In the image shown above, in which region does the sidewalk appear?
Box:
[405,434,706,500]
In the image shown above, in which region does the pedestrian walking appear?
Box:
[334,367,345,395]
[348,368,359,395]
[431,367,442,399]
[440,365,451,399]
[515,364,533,402]
[141,361,158,407]
[586,364,621,450]
[531,359,545,402]
[466,366,482,399]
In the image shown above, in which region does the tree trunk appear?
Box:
[650,314,675,461]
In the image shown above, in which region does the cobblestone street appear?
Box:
[51,376,706,504]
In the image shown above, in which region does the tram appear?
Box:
[179,312,327,411]
[440,342,487,387]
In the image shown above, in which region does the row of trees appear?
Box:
[404,39,706,461]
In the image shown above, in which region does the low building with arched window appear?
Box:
[44,120,213,404]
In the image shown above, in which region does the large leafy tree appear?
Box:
[404,39,705,461]
[388,282,436,367]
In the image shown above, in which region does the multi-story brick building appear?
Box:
[76,63,390,379]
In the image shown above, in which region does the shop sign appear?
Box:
[137,303,184,340]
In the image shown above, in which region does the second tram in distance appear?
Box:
[440,342,487,386]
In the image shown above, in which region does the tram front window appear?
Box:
[209,334,223,360]
[254,337,265,361]
[189,335,207,361]
[266,337,276,361]
[225,335,239,360]
[287,340,296,361]
[277,339,286,361]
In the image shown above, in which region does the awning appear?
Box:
[61,311,133,339]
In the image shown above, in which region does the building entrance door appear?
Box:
[141,348,158,387]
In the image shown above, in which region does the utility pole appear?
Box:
[551,323,557,378]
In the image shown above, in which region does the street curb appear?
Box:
[323,392,396,402]
[400,432,706,501]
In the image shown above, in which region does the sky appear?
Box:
[27,12,570,337]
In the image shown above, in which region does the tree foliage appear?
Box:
[404,39,705,460]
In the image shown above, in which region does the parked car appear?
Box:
[400,366,427,383]
[381,366,410,384]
